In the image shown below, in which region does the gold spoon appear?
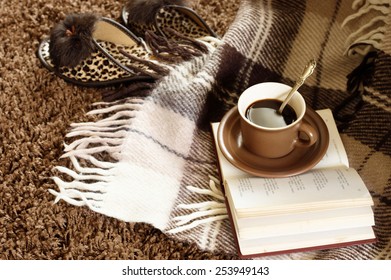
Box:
[278,59,317,114]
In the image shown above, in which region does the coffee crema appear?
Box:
[245,99,297,128]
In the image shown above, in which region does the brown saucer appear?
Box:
[217,106,329,177]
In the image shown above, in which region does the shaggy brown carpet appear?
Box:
[0,0,240,259]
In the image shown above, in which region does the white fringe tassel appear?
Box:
[49,98,144,208]
[343,0,390,56]
[198,35,222,49]
[168,176,228,234]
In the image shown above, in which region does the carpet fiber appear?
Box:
[0,0,239,259]
[2,0,391,260]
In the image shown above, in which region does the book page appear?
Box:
[236,206,374,231]
[312,109,349,169]
[227,168,373,217]
[237,226,375,256]
[236,206,374,239]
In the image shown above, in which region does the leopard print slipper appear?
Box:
[121,0,220,62]
[38,14,169,87]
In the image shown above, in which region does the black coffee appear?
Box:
[245,99,297,128]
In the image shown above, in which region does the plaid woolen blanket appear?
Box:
[51,0,391,259]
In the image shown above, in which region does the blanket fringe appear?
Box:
[145,28,220,63]
[101,37,219,102]
[343,0,390,56]
[50,97,145,208]
[167,176,228,234]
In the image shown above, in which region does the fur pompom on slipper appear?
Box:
[125,0,191,25]
[49,14,98,68]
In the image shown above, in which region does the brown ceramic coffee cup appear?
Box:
[238,82,318,158]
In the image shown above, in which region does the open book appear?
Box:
[211,109,376,258]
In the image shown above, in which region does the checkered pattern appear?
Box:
[52,0,391,259]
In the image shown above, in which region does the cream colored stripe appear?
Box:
[121,130,187,177]
[130,99,196,156]
[241,0,273,86]
[382,10,391,54]
[363,87,391,113]
[250,0,273,61]
[283,1,361,91]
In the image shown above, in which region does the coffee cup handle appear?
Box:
[295,123,318,148]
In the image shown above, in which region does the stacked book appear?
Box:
[211,109,376,258]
